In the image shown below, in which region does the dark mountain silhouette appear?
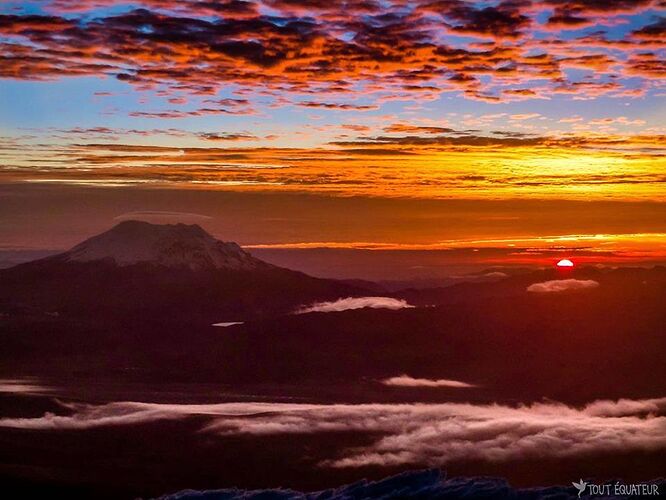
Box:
[0,220,364,322]
[1,223,664,404]
[394,265,666,305]
[196,265,665,403]
[157,468,666,500]
[60,219,270,271]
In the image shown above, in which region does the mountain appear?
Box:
[206,265,666,402]
[158,469,666,500]
[393,265,666,306]
[60,220,267,271]
[0,221,364,322]
[2,223,664,402]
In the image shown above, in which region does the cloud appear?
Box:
[296,102,379,111]
[0,401,319,430]
[330,133,547,148]
[483,271,509,279]
[114,211,212,224]
[197,132,258,141]
[4,398,666,470]
[340,124,371,132]
[0,378,52,395]
[381,375,477,389]
[632,17,666,38]
[510,113,541,120]
[295,296,414,314]
[384,124,455,134]
[419,0,532,40]
[128,104,257,119]
[527,279,600,293]
[0,0,662,105]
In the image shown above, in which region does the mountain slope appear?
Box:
[0,221,364,321]
[61,220,267,271]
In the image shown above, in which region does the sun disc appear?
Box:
[557,259,574,267]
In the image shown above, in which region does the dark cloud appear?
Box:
[128,101,256,118]
[541,0,655,13]
[445,1,532,39]
[296,102,379,110]
[197,132,258,141]
[545,9,592,28]
[330,133,546,148]
[384,123,455,134]
[632,17,666,38]
[540,0,657,28]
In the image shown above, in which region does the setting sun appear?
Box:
[2,0,666,497]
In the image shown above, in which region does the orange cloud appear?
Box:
[0,1,662,105]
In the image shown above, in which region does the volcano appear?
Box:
[0,221,363,321]
[60,220,269,271]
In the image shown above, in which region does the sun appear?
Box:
[557,259,574,267]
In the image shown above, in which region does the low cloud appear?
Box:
[381,375,477,389]
[295,297,415,314]
[3,398,666,470]
[114,211,212,224]
[483,271,509,279]
[0,378,52,395]
[0,401,316,430]
[296,102,378,111]
[527,279,600,293]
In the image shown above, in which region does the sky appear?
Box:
[0,0,665,273]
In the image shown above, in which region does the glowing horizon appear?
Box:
[1,0,665,266]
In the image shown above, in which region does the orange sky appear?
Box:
[3,136,666,200]
[1,0,665,273]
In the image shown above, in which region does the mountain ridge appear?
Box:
[49,220,269,272]
[0,221,366,321]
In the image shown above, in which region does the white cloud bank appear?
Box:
[0,378,52,395]
[527,279,599,293]
[381,375,477,388]
[295,296,414,314]
[2,397,666,469]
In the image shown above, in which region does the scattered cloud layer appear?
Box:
[527,279,600,293]
[381,375,477,388]
[295,296,415,314]
[3,128,666,202]
[3,397,665,469]
[0,0,663,104]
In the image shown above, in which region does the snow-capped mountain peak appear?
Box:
[61,220,267,271]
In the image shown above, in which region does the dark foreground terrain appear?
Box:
[1,224,664,498]
[2,265,665,404]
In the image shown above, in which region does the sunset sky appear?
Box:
[1,0,665,272]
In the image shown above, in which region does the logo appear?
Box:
[572,479,587,498]
[571,479,660,497]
